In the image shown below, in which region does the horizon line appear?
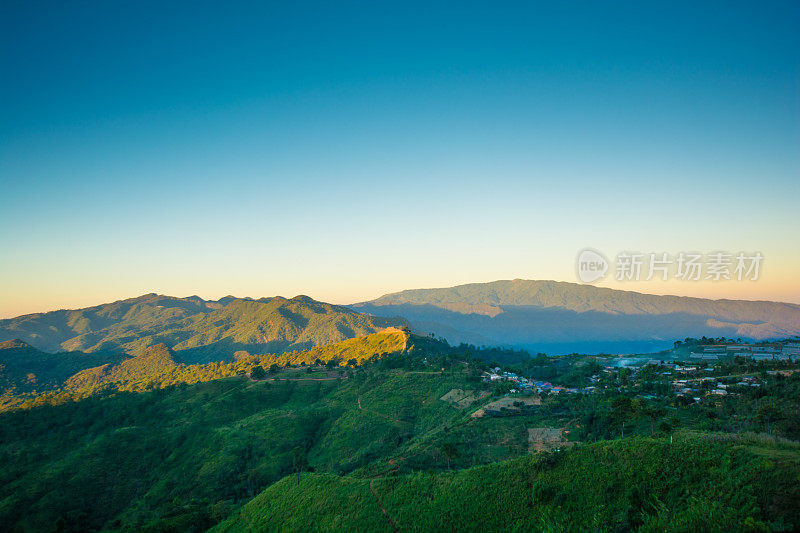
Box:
[3,277,799,321]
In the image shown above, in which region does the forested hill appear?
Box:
[214,434,800,532]
[1,328,412,411]
[2,329,800,531]
[361,279,800,319]
[0,293,406,363]
[0,339,125,394]
[354,279,800,353]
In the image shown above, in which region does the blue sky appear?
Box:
[1,1,799,317]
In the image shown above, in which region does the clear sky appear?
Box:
[1,1,799,318]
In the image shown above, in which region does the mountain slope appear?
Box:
[4,329,412,411]
[3,338,799,531]
[0,294,217,352]
[63,343,180,393]
[0,339,125,394]
[0,354,476,531]
[0,294,405,363]
[214,434,800,532]
[354,280,800,353]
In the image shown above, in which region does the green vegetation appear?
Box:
[0,352,483,531]
[0,293,404,362]
[2,329,409,411]
[2,323,800,531]
[0,339,126,395]
[216,433,800,532]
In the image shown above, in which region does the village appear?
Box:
[476,338,800,415]
[686,340,800,361]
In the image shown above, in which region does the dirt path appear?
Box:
[380,327,409,353]
[246,372,346,383]
[369,478,398,532]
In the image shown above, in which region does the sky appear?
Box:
[1,1,799,318]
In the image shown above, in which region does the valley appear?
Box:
[1,288,799,531]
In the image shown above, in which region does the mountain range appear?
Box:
[353,279,800,353]
[0,293,403,363]
[2,282,800,530]
[2,280,798,361]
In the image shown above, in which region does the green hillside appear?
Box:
[63,343,180,392]
[0,339,125,396]
[4,329,410,411]
[215,433,800,532]
[0,352,481,531]
[2,326,799,531]
[0,294,216,352]
[0,294,405,362]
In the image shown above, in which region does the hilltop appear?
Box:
[354,279,800,353]
[0,294,405,362]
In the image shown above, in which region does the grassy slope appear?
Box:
[215,433,800,532]
[4,336,800,532]
[3,353,800,532]
[0,362,475,531]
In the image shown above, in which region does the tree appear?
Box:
[291,447,310,485]
[611,396,634,438]
[643,404,667,435]
[757,402,782,435]
[250,365,266,380]
[440,442,459,469]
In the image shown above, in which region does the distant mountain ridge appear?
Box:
[0,293,405,363]
[353,279,800,353]
[3,281,799,359]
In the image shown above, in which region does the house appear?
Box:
[781,343,800,360]
[751,345,780,353]
[704,346,727,353]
